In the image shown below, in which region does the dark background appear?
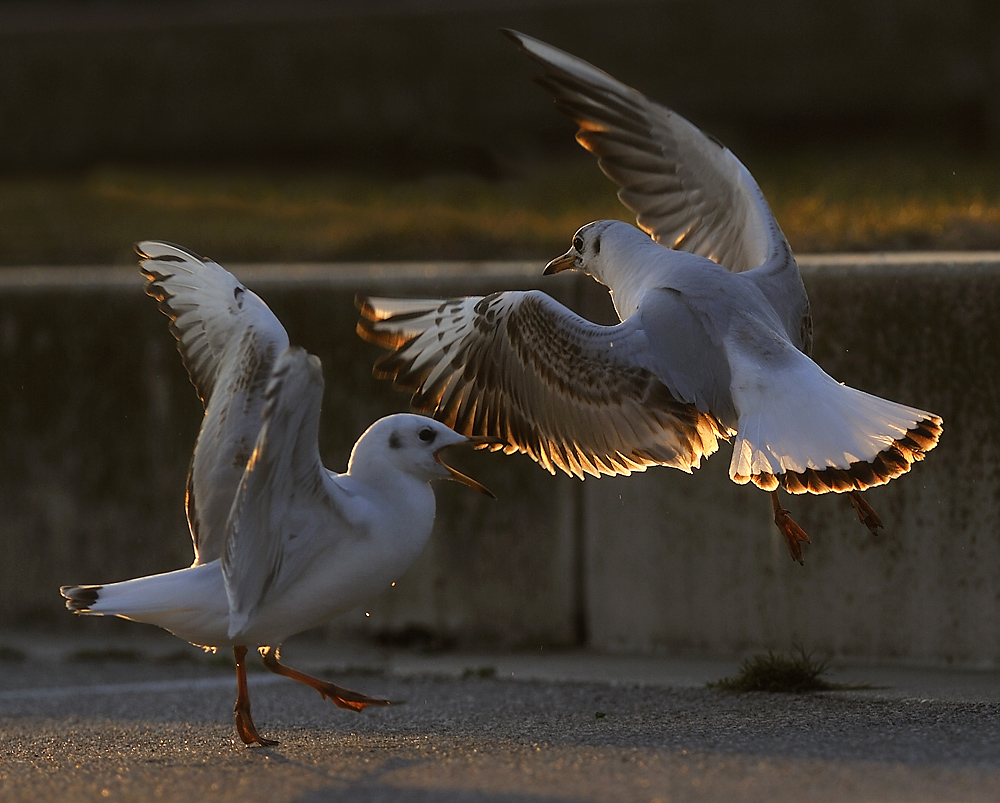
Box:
[2,0,996,175]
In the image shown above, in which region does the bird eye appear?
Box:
[573,235,584,252]
[418,427,436,443]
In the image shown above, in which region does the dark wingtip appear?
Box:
[60,585,100,613]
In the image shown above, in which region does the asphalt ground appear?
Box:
[2,633,1000,802]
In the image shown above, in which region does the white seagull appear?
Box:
[356,30,942,564]
[62,243,495,746]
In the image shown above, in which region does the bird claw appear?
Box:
[232,645,279,747]
[316,685,397,712]
[234,702,279,747]
[771,492,810,564]
[848,490,883,536]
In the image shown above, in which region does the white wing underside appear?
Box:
[138,241,290,564]
[223,347,350,639]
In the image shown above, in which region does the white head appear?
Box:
[348,414,497,497]
[544,220,660,317]
[543,220,651,284]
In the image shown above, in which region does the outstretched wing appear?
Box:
[223,347,349,639]
[504,28,783,272]
[504,29,811,352]
[138,241,290,563]
[357,292,728,479]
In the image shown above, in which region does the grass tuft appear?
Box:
[708,646,868,694]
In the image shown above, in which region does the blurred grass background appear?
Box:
[3,147,998,266]
[1,0,997,265]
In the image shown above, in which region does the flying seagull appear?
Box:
[62,243,495,746]
[356,30,941,563]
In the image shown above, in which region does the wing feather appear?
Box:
[137,241,290,563]
[505,30,775,273]
[138,241,287,405]
[503,29,812,353]
[357,292,728,479]
[223,347,348,639]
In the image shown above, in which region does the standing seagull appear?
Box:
[356,30,941,563]
[62,244,495,746]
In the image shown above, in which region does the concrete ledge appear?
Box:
[1,254,996,665]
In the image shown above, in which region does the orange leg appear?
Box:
[770,491,810,565]
[848,490,883,535]
[260,646,397,711]
[233,645,278,747]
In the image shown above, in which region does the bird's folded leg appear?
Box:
[770,491,810,565]
[848,490,883,536]
[233,645,279,747]
[260,646,398,711]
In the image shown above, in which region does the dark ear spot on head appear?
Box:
[388,432,402,450]
[593,236,601,255]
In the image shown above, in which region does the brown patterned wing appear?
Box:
[358,291,729,479]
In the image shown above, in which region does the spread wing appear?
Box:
[357,292,729,479]
[223,347,349,639]
[503,29,811,352]
[138,241,290,563]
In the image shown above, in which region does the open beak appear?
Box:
[543,248,578,275]
[435,436,505,498]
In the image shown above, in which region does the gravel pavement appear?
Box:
[2,635,999,802]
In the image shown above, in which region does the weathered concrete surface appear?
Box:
[0,254,996,664]
[2,637,1000,803]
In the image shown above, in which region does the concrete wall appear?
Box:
[584,254,1000,667]
[1,254,997,666]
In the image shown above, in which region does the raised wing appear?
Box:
[223,347,348,639]
[503,29,812,352]
[138,241,290,563]
[357,292,729,479]
[505,29,781,272]
[138,241,288,405]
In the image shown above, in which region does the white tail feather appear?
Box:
[729,345,939,492]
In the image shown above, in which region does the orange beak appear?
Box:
[543,248,578,275]
[434,436,505,498]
